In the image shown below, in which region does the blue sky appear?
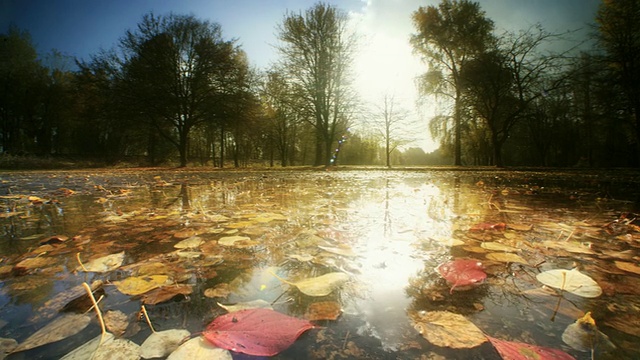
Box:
[1,0,602,151]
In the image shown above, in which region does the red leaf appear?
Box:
[436,259,487,293]
[470,222,506,231]
[203,308,315,356]
[487,336,576,360]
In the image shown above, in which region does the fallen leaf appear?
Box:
[30,280,103,322]
[61,333,140,360]
[140,329,190,359]
[288,254,314,262]
[487,335,575,360]
[174,236,204,249]
[271,271,350,297]
[204,283,231,298]
[486,252,528,264]
[14,256,57,272]
[203,308,314,356]
[536,268,602,298]
[562,312,616,353]
[305,301,342,321]
[614,261,640,275]
[480,242,518,252]
[470,222,506,231]
[318,245,356,257]
[13,314,91,353]
[167,337,232,360]
[103,310,129,337]
[113,275,170,296]
[217,299,273,313]
[218,235,256,247]
[78,251,125,273]
[436,259,487,293]
[541,240,595,255]
[410,310,487,349]
[0,338,17,358]
[142,285,193,305]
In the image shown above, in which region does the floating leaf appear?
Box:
[541,240,594,255]
[13,314,91,353]
[113,275,170,296]
[78,251,125,272]
[61,333,140,360]
[141,285,192,305]
[410,310,487,349]
[167,337,232,360]
[141,329,190,359]
[217,299,273,313]
[203,308,314,356]
[486,252,528,264]
[480,242,518,252]
[318,245,356,257]
[103,310,129,337]
[174,236,204,249]
[204,283,231,298]
[271,271,350,297]
[536,269,602,298]
[470,222,506,231]
[218,235,256,247]
[436,259,487,293]
[614,261,640,275]
[562,312,615,353]
[487,335,575,360]
[305,301,342,321]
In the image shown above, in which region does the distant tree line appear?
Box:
[1,1,638,168]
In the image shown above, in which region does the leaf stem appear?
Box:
[82,282,107,340]
[76,252,89,272]
[141,305,156,333]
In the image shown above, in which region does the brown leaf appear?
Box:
[103,310,129,337]
[410,310,487,349]
[204,283,231,298]
[141,285,193,305]
[305,301,342,321]
[614,261,640,275]
[30,280,103,322]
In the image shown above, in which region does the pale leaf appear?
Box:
[140,329,190,359]
[410,310,487,349]
[113,275,170,296]
[486,252,528,264]
[217,299,273,312]
[14,314,91,352]
[167,337,232,360]
[536,268,602,298]
[79,251,125,273]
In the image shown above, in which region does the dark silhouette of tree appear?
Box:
[276,3,357,166]
[411,0,495,165]
[119,13,238,167]
[371,94,411,168]
[596,0,640,166]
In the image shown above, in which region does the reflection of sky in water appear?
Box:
[344,178,456,350]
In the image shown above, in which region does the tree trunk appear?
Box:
[178,129,188,167]
[454,90,462,166]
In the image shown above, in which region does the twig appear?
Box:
[76,252,89,272]
[141,305,156,333]
[82,282,107,341]
[342,330,350,350]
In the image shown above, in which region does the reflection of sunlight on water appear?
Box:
[345,178,455,350]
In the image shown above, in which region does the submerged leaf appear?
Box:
[14,314,91,353]
[562,312,616,354]
[141,329,190,359]
[487,335,575,360]
[480,242,518,252]
[436,259,487,293]
[271,271,350,297]
[61,332,140,360]
[167,337,232,360]
[614,261,640,275]
[536,269,602,298]
[305,301,342,321]
[113,275,170,296]
[217,299,273,313]
[141,285,192,305]
[410,310,487,349]
[486,252,528,264]
[203,308,314,356]
[78,251,125,273]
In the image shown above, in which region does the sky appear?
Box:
[1,0,602,152]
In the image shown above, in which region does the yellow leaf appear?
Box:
[410,310,487,349]
[614,261,640,275]
[113,275,170,296]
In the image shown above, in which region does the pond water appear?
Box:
[0,169,639,359]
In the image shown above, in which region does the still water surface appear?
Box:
[0,169,638,359]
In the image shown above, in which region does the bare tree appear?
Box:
[276,3,357,166]
[371,94,412,167]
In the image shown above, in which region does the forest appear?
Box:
[1,0,639,168]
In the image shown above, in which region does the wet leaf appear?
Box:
[140,329,190,359]
[470,222,506,231]
[61,333,140,360]
[540,240,594,255]
[318,245,356,257]
[0,338,18,358]
[614,260,640,275]
[141,285,192,305]
[562,312,616,353]
[167,337,232,360]
[13,314,91,352]
[218,235,256,247]
[30,280,103,322]
[288,253,314,262]
[103,310,129,337]
[174,236,204,249]
[204,283,231,298]
[217,299,273,313]
[78,251,125,273]
[486,252,528,264]
[305,301,342,321]
[203,308,314,356]
[410,310,487,349]
[113,275,170,296]
[536,269,602,298]
[486,335,575,360]
[480,242,518,252]
[14,256,57,272]
[271,271,350,297]
[436,259,487,293]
